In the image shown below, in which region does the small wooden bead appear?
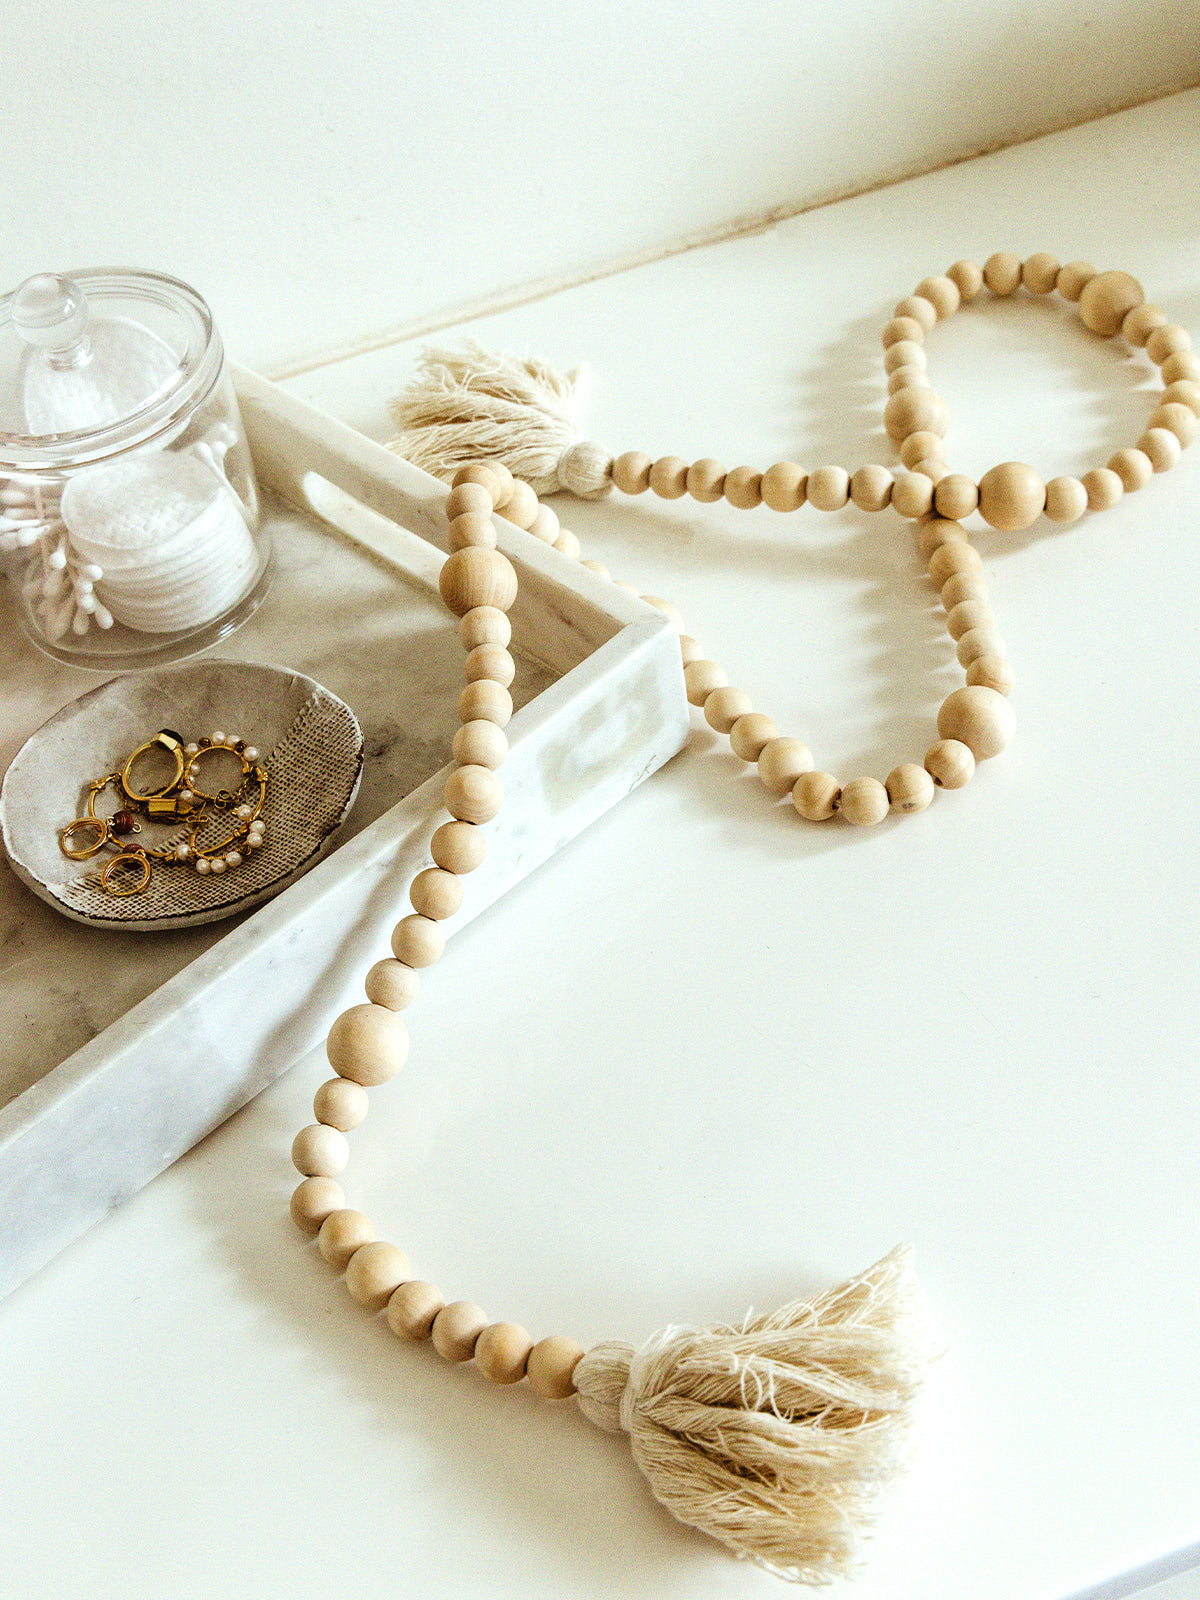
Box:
[364,958,420,1011]
[1055,260,1095,302]
[1044,476,1089,523]
[915,275,960,318]
[643,594,684,628]
[684,659,728,706]
[792,770,841,821]
[946,598,994,640]
[328,1004,410,1086]
[446,482,493,521]
[292,1123,349,1179]
[500,479,539,531]
[884,388,948,444]
[391,914,446,968]
[933,474,980,521]
[687,458,726,503]
[678,634,703,666]
[1121,302,1167,347]
[890,472,935,520]
[444,764,503,824]
[1022,252,1060,295]
[1162,379,1200,417]
[648,456,689,498]
[554,526,583,562]
[909,457,947,484]
[884,339,926,374]
[946,259,984,301]
[459,679,513,727]
[452,463,503,499]
[314,1077,369,1132]
[729,713,777,762]
[882,316,927,348]
[1138,427,1182,472]
[475,1321,534,1385]
[966,654,1015,695]
[290,1176,345,1236]
[387,1280,446,1340]
[459,606,511,651]
[704,686,754,734]
[580,558,611,580]
[937,685,1015,759]
[346,1241,412,1310]
[887,364,929,395]
[850,464,894,512]
[1107,447,1154,492]
[432,1301,488,1363]
[527,504,560,545]
[757,737,814,797]
[1146,325,1192,365]
[894,294,937,332]
[463,643,516,688]
[1081,467,1124,511]
[723,465,763,509]
[924,738,975,788]
[612,451,652,494]
[1161,352,1200,385]
[805,465,850,511]
[956,627,1005,668]
[760,461,806,511]
[940,571,989,610]
[918,517,967,559]
[983,252,1022,296]
[977,461,1045,532]
[1149,402,1199,447]
[409,866,464,921]
[886,763,935,813]
[319,1210,375,1270]
[928,538,982,587]
[899,431,945,469]
[431,819,487,875]
[1078,270,1145,337]
[838,776,889,826]
[439,548,518,617]
[485,460,514,508]
[527,1335,585,1400]
[452,719,508,771]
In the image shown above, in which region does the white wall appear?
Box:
[5,0,1199,373]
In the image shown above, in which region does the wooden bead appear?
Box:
[500,479,538,531]
[1078,270,1145,337]
[459,679,512,727]
[387,1280,445,1340]
[1146,325,1192,365]
[580,558,611,580]
[893,294,937,332]
[1044,476,1089,523]
[890,471,934,520]
[884,388,948,444]
[1162,379,1200,417]
[644,597,686,632]
[678,634,703,666]
[792,770,841,821]
[882,316,926,348]
[452,463,503,499]
[805,465,850,511]
[915,275,960,318]
[446,482,493,520]
[684,659,728,706]
[937,685,1015,759]
[463,643,516,688]
[432,1301,488,1362]
[612,451,652,494]
[928,538,982,587]
[850,464,894,512]
[431,819,486,874]
[940,571,989,610]
[527,1335,585,1400]
[933,474,979,520]
[886,763,935,813]
[729,713,777,763]
[444,764,502,824]
[687,458,726,503]
[1121,302,1167,346]
[1137,427,1182,472]
[723,465,763,509]
[1022,252,1060,295]
[346,1241,412,1310]
[364,958,420,1011]
[924,738,975,788]
[1149,402,1199,447]
[983,252,1022,296]
[908,458,946,484]
[452,719,508,770]
[1081,467,1124,511]
[839,776,889,826]
[956,627,1005,668]
[977,461,1045,531]
[884,340,926,374]
[757,736,814,797]
[409,866,464,921]
[1055,260,1095,302]
[290,1176,345,1236]
[314,1077,369,1132]
[475,1322,534,1384]
[1107,447,1154,492]
[919,517,967,559]
[390,914,446,968]
[887,364,927,396]
[554,526,583,561]
[648,456,689,498]
[527,504,560,545]
[485,460,514,509]
[439,548,518,617]
[966,654,1015,695]
[459,606,511,650]
[946,259,984,301]
[900,431,945,469]
[704,686,754,734]
[946,598,994,640]
[1161,352,1200,385]
[318,1209,375,1270]
[328,1004,410,1086]
[761,461,806,511]
[292,1123,349,1178]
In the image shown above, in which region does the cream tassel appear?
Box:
[573,1245,931,1585]
[387,341,614,499]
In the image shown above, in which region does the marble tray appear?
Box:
[0,367,689,1301]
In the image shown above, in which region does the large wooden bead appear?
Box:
[928,538,982,587]
[459,606,511,650]
[729,713,777,762]
[938,685,1015,759]
[946,259,984,301]
[1055,260,1095,302]
[978,462,1045,531]
[1162,379,1200,417]
[612,451,652,494]
[684,659,728,706]
[1107,447,1153,492]
[290,1176,345,1236]
[1162,352,1200,385]
[328,1004,410,1085]
[704,686,754,734]
[444,764,502,824]
[446,482,493,520]
[933,474,979,520]
[946,598,994,640]
[364,958,420,1011]
[430,819,486,874]
[1146,325,1192,365]
[924,738,975,788]
[464,643,515,687]
[346,1241,412,1310]
[850,464,894,512]
[292,1123,349,1178]
[1137,427,1182,473]
[409,866,464,921]
[761,461,806,511]
[891,472,935,520]
[1149,402,1199,447]
[793,771,841,821]
[527,1335,585,1399]
[649,456,689,498]
[805,465,850,511]
[687,457,726,503]
[1078,270,1144,337]
[452,719,508,770]
[886,763,935,813]
[966,654,1015,695]
[314,1077,370,1132]
[1022,252,1060,295]
[900,431,945,469]
[839,776,889,826]
[956,627,1005,668]
[319,1209,375,1270]
[724,465,763,509]
[439,548,518,617]
[983,252,1022,296]
[432,1301,488,1363]
[1082,467,1124,511]
[894,294,937,332]
[757,737,814,797]
[387,1280,446,1340]
[884,388,948,443]
[390,914,445,968]
[475,1322,534,1385]
[1044,476,1089,523]
[884,339,926,373]
[459,680,512,727]
[915,275,960,318]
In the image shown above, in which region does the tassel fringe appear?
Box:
[573,1245,931,1585]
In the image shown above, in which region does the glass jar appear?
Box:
[0,268,271,667]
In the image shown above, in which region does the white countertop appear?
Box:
[3,89,1200,1600]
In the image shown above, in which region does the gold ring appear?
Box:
[100,851,152,896]
[120,731,185,804]
[60,817,109,859]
